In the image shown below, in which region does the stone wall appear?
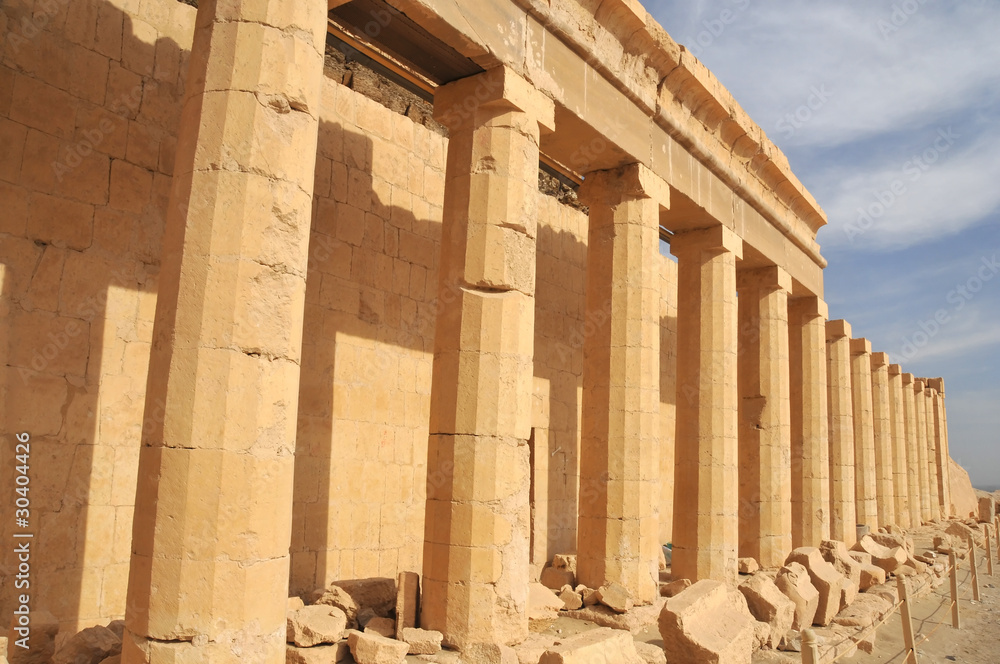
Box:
[0,0,194,634]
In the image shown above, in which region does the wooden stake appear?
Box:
[949,550,961,629]
[897,573,919,664]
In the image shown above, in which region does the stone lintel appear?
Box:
[927,377,945,394]
[913,379,925,392]
[736,265,792,293]
[849,338,872,356]
[825,319,852,341]
[789,296,828,321]
[902,373,914,386]
[870,352,890,369]
[434,66,556,132]
[670,224,743,258]
[579,162,670,209]
[888,364,903,376]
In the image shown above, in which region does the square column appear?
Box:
[902,374,923,526]
[826,321,856,545]
[122,2,329,663]
[671,225,743,584]
[913,380,932,523]
[576,164,668,604]
[870,353,895,528]
[421,66,555,649]
[888,365,911,529]
[789,297,830,548]
[929,379,952,517]
[924,387,942,520]
[850,338,878,531]
[736,266,793,567]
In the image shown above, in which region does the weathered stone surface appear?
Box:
[848,552,872,566]
[558,588,583,610]
[979,495,996,523]
[316,585,361,626]
[852,535,907,575]
[775,563,820,631]
[552,554,577,571]
[540,566,576,591]
[819,540,861,587]
[287,605,349,647]
[869,533,914,556]
[832,594,891,628]
[288,596,306,611]
[52,626,121,664]
[859,564,887,590]
[529,583,565,623]
[865,582,898,605]
[658,580,757,664]
[104,623,124,642]
[660,578,692,597]
[286,643,352,663]
[332,578,397,617]
[738,558,760,575]
[395,572,420,639]
[738,573,795,649]
[513,634,557,664]
[365,617,396,639]
[461,643,519,664]
[8,609,59,664]
[633,642,667,664]
[595,583,633,614]
[538,628,643,664]
[348,630,409,664]
[784,548,845,626]
[401,628,443,655]
[563,600,665,633]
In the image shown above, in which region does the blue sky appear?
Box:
[648,0,1000,488]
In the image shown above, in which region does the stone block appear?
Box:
[285,643,352,663]
[595,583,633,614]
[462,643,520,663]
[558,588,583,610]
[660,578,691,597]
[364,617,396,639]
[658,580,757,664]
[51,626,121,664]
[774,562,819,631]
[865,582,898,605]
[395,571,419,639]
[347,630,409,664]
[7,609,58,664]
[540,565,576,591]
[315,585,360,626]
[287,605,348,647]
[562,600,665,634]
[848,552,872,566]
[400,628,442,655]
[288,596,306,611]
[738,558,760,575]
[819,540,861,588]
[784,548,844,626]
[552,554,577,571]
[852,535,907,575]
[738,573,795,649]
[859,564,886,591]
[979,495,996,523]
[869,532,913,555]
[538,628,643,664]
[832,594,891,629]
[529,583,565,623]
[633,641,667,664]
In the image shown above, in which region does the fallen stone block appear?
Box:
[775,562,819,631]
[540,566,576,591]
[980,495,996,523]
[286,643,352,663]
[52,626,121,664]
[784,548,845,626]
[865,582,898,605]
[513,634,557,664]
[869,532,914,556]
[287,605,348,647]
[848,551,872,566]
[852,535,907,575]
[558,587,583,610]
[945,521,977,544]
[738,558,760,574]
[463,643,519,663]
[579,586,600,606]
[529,583,565,624]
[595,582,633,614]
[562,600,665,634]
[364,617,396,639]
[9,610,59,664]
[552,554,577,571]
[395,571,419,639]
[820,540,862,588]
[658,579,757,664]
[753,651,799,663]
[634,641,667,664]
[859,564,886,590]
[840,576,859,613]
[401,628,442,655]
[315,585,361,627]
[832,593,891,628]
[738,573,795,649]
[288,596,306,611]
[538,627,643,664]
[348,630,409,664]
[660,578,691,597]
[332,578,397,618]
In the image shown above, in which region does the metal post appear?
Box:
[968,534,981,602]
[949,550,961,629]
[897,574,919,664]
[801,628,820,664]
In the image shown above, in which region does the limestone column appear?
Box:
[870,353,894,528]
[902,374,922,526]
[421,67,555,649]
[671,225,742,584]
[576,164,668,604]
[850,338,878,530]
[736,266,792,568]
[888,365,911,529]
[913,379,932,523]
[826,321,856,545]
[930,379,952,517]
[925,387,942,520]
[122,3,328,662]
[789,297,830,548]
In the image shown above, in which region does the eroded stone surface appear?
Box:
[658,580,757,664]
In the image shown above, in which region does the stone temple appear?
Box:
[0,0,988,663]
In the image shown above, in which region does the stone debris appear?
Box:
[595,582,633,614]
[538,627,644,664]
[784,548,846,626]
[820,540,862,588]
[660,578,692,597]
[331,578,398,618]
[286,643,352,663]
[775,562,820,631]
[288,596,306,611]
[979,495,996,523]
[832,593,892,628]
[287,605,349,647]
[401,628,443,655]
[852,535,907,575]
[738,558,760,574]
[315,585,361,627]
[558,587,584,610]
[364,617,396,639]
[633,641,667,664]
[859,564,887,590]
[552,554,577,571]
[738,573,795,649]
[848,551,873,566]
[540,566,576,591]
[869,532,914,556]
[529,583,566,624]
[562,600,665,634]
[658,579,758,664]
[395,571,420,639]
[348,630,410,664]
[51,626,121,664]
[8,609,59,664]
[580,586,600,607]
[460,643,519,663]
